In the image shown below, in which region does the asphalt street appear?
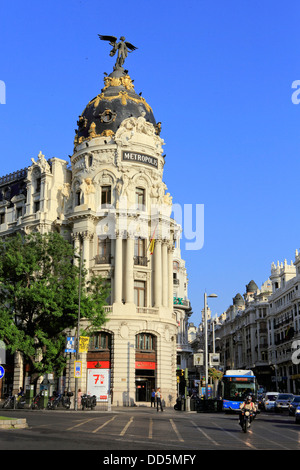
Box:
[0,406,299,454]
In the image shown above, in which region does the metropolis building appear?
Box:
[0,37,192,406]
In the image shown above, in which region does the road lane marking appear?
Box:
[92,415,117,433]
[66,418,97,431]
[120,416,134,436]
[170,419,184,442]
[191,420,220,446]
[211,421,257,449]
[148,418,153,439]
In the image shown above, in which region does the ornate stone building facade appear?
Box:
[0,43,192,406]
[190,257,300,394]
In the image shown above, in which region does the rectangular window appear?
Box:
[0,213,5,224]
[101,186,111,206]
[135,187,145,209]
[34,201,40,213]
[16,207,22,219]
[36,178,41,193]
[96,238,111,264]
[75,191,81,206]
[134,238,147,266]
[134,280,146,307]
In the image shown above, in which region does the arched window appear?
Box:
[89,332,111,351]
[135,333,155,352]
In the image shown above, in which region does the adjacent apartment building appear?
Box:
[192,255,300,394]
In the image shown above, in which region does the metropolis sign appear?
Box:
[122,151,158,168]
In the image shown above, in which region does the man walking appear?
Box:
[156,388,163,412]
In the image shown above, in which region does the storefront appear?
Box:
[135,333,156,402]
[87,332,112,402]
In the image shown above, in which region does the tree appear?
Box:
[0,231,110,385]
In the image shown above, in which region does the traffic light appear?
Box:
[176,369,185,382]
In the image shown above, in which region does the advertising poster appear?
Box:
[87,369,110,402]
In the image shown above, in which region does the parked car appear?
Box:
[275,393,294,412]
[288,395,300,416]
[263,392,279,411]
[295,405,300,423]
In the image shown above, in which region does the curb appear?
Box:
[0,418,28,429]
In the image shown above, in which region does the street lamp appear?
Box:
[204,292,217,399]
[74,249,82,411]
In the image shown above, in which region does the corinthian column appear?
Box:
[154,239,162,308]
[114,231,123,304]
[162,241,168,307]
[168,244,174,310]
[82,231,93,268]
[125,233,134,303]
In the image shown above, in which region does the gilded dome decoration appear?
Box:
[74,36,156,148]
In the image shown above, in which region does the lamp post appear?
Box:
[204,292,217,399]
[74,249,82,411]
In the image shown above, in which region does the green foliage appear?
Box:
[208,367,223,381]
[0,232,110,381]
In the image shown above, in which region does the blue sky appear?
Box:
[1,0,300,324]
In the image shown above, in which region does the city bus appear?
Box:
[221,370,257,411]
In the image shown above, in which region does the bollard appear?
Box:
[186,397,190,412]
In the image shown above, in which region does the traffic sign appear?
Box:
[0,365,5,379]
[74,361,82,378]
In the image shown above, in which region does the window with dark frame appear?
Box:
[36,178,41,193]
[135,333,155,351]
[75,191,81,206]
[89,332,112,351]
[34,201,40,213]
[101,186,111,206]
[134,238,147,266]
[96,237,111,264]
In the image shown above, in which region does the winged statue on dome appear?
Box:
[98,35,138,70]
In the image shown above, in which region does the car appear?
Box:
[275,393,294,412]
[288,395,300,416]
[263,392,279,411]
[295,405,300,423]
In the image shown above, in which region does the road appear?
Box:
[0,407,299,454]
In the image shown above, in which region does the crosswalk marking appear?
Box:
[66,418,97,431]
[191,420,220,446]
[120,416,134,436]
[170,419,184,442]
[92,415,117,433]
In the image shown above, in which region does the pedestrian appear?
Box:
[156,388,163,412]
[77,388,82,407]
[151,389,156,407]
